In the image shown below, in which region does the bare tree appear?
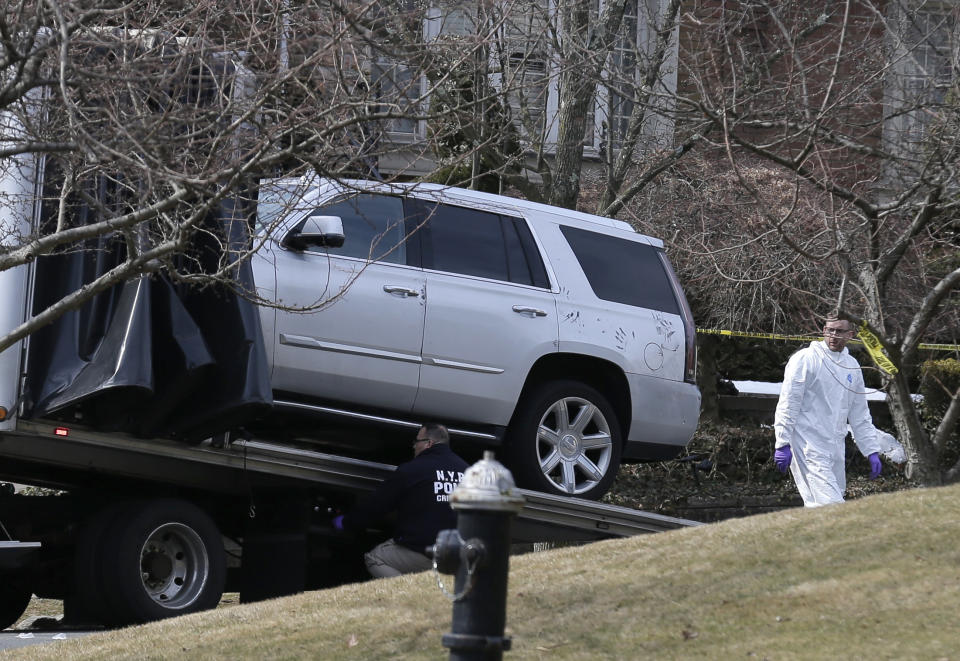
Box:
[406,0,694,213]
[0,0,502,354]
[676,0,960,484]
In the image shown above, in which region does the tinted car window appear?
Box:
[503,216,550,288]
[503,218,531,285]
[312,194,407,264]
[559,225,679,314]
[418,203,549,287]
[420,203,510,281]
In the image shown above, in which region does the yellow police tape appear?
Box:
[696,328,958,354]
[856,322,899,375]
[697,328,816,343]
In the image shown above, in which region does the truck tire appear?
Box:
[507,380,622,500]
[0,573,31,631]
[72,503,127,625]
[98,499,226,625]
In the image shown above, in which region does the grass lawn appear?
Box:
[7,481,960,660]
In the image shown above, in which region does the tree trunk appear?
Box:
[697,334,720,422]
[886,372,941,486]
[548,0,628,210]
[549,77,593,210]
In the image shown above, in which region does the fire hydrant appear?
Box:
[429,451,525,661]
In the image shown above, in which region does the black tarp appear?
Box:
[24,194,273,442]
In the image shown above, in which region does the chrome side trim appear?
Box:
[427,358,504,374]
[272,399,499,441]
[279,333,422,364]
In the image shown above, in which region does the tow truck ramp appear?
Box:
[230,439,702,541]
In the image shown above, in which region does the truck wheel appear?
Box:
[507,380,622,500]
[0,573,31,630]
[99,499,226,625]
[73,503,127,625]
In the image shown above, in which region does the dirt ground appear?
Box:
[603,421,914,521]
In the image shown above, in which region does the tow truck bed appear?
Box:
[0,420,699,543]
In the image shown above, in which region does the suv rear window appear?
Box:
[559,225,679,314]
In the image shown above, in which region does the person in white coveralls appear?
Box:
[773,313,885,507]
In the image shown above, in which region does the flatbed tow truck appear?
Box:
[0,163,700,629]
[0,418,698,629]
[0,56,699,629]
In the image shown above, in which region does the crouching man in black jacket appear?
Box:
[333,423,469,577]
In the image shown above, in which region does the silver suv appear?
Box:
[252,178,700,499]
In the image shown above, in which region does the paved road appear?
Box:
[0,629,95,652]
[0,615,100,653]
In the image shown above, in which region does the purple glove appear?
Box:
[774,445,792,473]
[332,514,345,531]
[868,452,882,479]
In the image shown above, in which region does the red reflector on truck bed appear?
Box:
[54,427,69,437]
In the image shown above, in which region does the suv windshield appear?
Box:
[256,179,315,234]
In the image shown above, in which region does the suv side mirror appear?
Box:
[282,215,345,251]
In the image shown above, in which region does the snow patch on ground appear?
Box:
[732,380,890,401]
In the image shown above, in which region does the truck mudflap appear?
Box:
[23,197,273,441]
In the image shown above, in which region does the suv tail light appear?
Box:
[658,253,697,384]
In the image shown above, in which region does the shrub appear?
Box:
[920,358,960,415]
[920,358,960,465]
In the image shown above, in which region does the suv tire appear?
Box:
[508,380,622,500]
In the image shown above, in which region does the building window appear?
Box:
[885,3,957,151]
[372,59,426,141]
[506,52,549,140]
[382,0,676,157]
[591,0,677,155]
[605,0,641,151]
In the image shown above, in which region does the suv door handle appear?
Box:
[512,305,547,317]
[383,285,420,298]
